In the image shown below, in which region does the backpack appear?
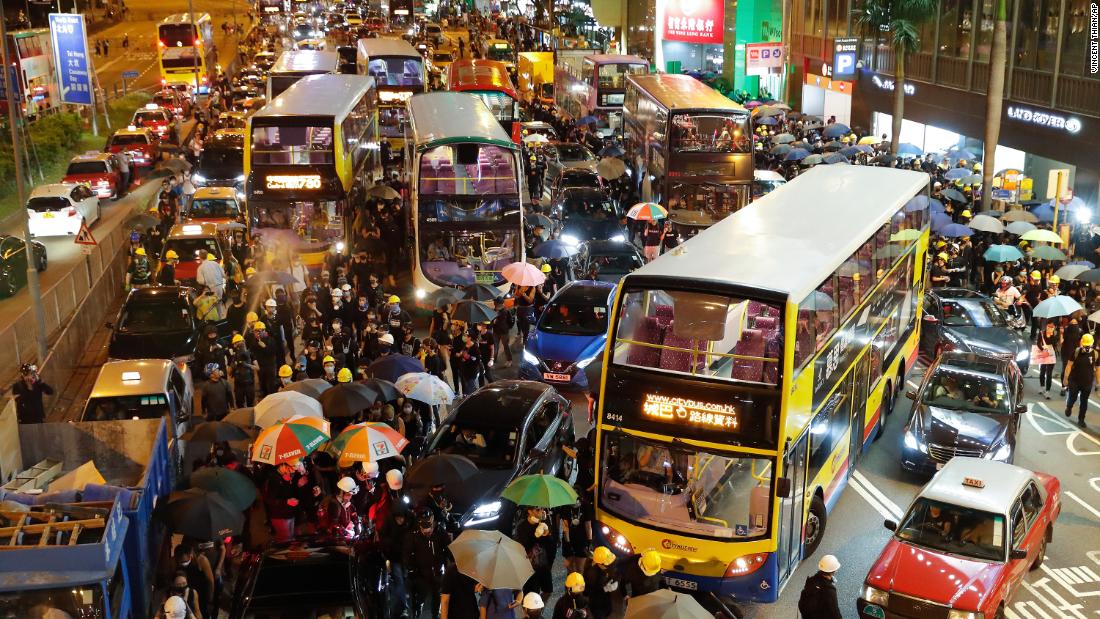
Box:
[797,576,823,617]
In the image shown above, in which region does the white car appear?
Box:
[26,183,101,238]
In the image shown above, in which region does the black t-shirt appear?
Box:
[1067,346,1100,386]
[442,571,480,619]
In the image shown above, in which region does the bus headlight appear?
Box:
[724,552,768,577]
[415,288,427,300]
[600,523,633,555]
[862,585,890,606]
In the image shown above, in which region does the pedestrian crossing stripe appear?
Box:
[74,221,97,245]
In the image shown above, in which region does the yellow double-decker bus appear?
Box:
[157,13,217,92]
[355,38,427,153]
[593,165,930,606]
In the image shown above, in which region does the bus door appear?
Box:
[777,432,809,583]
[849,354,871,466]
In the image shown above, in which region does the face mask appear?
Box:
[281,377,292,385]
[171,585,187,595]
[324,365,335,374]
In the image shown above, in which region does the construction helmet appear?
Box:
[386,468,404,489]
[818,554,841,573]
[592,546,615,566]
[565,572,585,593]
[232,334,244,345]
[278,365,293,378]
[323,355,335,364]
[246,266,257,276]
[961,209,972,218]
[1049,275,1061,285]
[337,368,353,383]
[246,311,259,323]
[541,263,552,273]
[1082,333,1095,347]
[388,294,401,304]
[336,476,358,494]
[206,253,216,261]
[162,596,188,619]
[135,247,146,256]
[253,321,266,330]
[1030,270,1042,280]
[522,592,544,611]
[165,249,179,260]
[937,252,949,261]
[265,298,277,308]
[639,550,662,576]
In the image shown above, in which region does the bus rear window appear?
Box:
[84,395,170,422]
[159,24,196,47]
[367,57,424,87]
[596,63,647,89]
[612,288,783,385]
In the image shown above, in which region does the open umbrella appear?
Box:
[872,154,896,165]
[522,133,549,144]
[282,378,331,400]
[462,283,503,301]
[576,115,599,125]
[282,414,331,436]
[501,261,547,286]
[773,133,796,144]
[897,143,923,156]
[890,229,922,242]
[823,140,844,152]
[858,135,880,145]
[1078,269,1100,283]
[1053,264,1090,281]
[596,157,626,180]
[977,209,1004,218]
[822,123,851,138]
[246,270,301,286]
[627,202,667,220]
[784,148,811,162]
[945,148,978,163]
[254,391,324,428]
[624,589,712,619]
[366,184,401,200]
[1031,245,1067,261]
[186,421,251,443]
[930,212,954,231]
[526,212,553,231]
[942,188,968,203]
[367,356,425,384]
[360,377,401,402]
[319,383,379,418]
[963,174,983,185]
[430,287,465,309]
[823,153,849,164]
[945,168,970,181]
[982,244,1025,262]
[452,299,498,324]
[1088,309,1100,323]
[1070,260,1096,268]
[1005,221,1037,235]
[769,144,792,156]
[967,214,1003,234]
[599,143,625,157]
[127,213,160,229]
[533,240,580,259]
[328,421,409,467]
[1029,204,1056,223]
[1020,229,1063,244]
[406,454,479,490]
[160,488,244,541]
[753,105,785,118]
[801,154,825,166]
[502,474,579,508]
[223,407,255,428]
[1032,295,1083,319]
[937,223,974,238]
[1001,209,1039,223]
[252,420,329,464]
[189,466,257,511]
[449,530,533,590]
[395,372,456,405]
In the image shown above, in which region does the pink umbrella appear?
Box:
[502,261,546,286]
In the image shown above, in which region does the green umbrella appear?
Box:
[1030,245,1067,261]
[501,474,578,508]
[189,466,257,511]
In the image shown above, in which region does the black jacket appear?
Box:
[798,572,842,619]
[12,378,53,424]
[402,526,450,585]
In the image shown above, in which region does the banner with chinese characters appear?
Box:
[663,0,724,45]
[746,42,784,75]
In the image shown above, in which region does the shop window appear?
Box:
[1061,0,1090,76]
[805,0,823,36]
[1015,0,1042,69]
[826,0,849,36]
[938,0,972,57]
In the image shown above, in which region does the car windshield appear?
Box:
[431,421,520,469]
[165,237,220,261]
[189,198,240,219]
[27,197,70,212]
[590,250,643,273]
[84,394,170,422]
[67,161,108,175]
[561,193,616,219]
[110,134,150,146]
[199,147,244,170]
[134,111,168,124]
[896,498,1006,562]
[559,169,599,188]
[119,302,192,332]
[600,432,772,540]
[922,366,1013,414]
[540,300,608,336]
[556,144,594,161]
[154,94,178,107]
[941,299,1008,327]
[0,586,106,618]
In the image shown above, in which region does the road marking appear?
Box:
[1021,579,1090,617]
[1031,404,1100,455]
[851,471,904,519]
[1064,491,1100,518]
[848,473,904,522]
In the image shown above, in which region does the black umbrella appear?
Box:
[431,287,466,309]
[823,140,844,152]
[320,383,379,418]
[452,299,498,324]
[360,373,405,399]
[406,454,480,490]
[462,283,503,301]
[159,488,244,541]
[189,466,257,511]
[127,213,159,229]
[599,144,625,157]
[943,188,969,203]
[282,378,332,400]
[186,421,250,443]
[872,154,897,165]
[1077,269,1100,283]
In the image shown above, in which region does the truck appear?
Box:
[0,417,175,618]
[517,51,554,106]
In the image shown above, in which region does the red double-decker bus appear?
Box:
[446,59,520,140]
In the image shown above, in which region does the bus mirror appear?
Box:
[775,478,791,499]
[884,519,897,531]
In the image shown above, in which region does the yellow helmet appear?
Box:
[937,252,949,261]
[388,295,401,304]
[541,263,552,273]
[639,550,662,577]
[565,572,585,592]
[973,162,983,171]
[135,247,146,256]
[1082,333,1095,347]
[323,355,335,364]
[165,249,179,260]
[1049,275,1061,285]
[592,546,615,566]
[935,240,947,249]
[246,311,259,323]
[231,334,244,345]
[1030,270,1041,280]
[961,209,972,218]
[278,365,293,378]
[206,253,217,261]
[337,368,353,383]
[246,266,257,276]
[253,321,266,330]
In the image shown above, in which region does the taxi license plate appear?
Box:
[543,372,571,382]
[665,577,697,591]
[936,462,945,470]
[41,213,54,219]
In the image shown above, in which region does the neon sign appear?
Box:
[1006,106,1082,134]
[642,393,739,429]
[266,174,322,190]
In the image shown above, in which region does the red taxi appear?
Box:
[859,458,1060,619]
[106,126,161,169]
[62,152,125,199]
[160,222,235,285]
[152,88,191,117]
[131,104,177,143]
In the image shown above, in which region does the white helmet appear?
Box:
[265,298,277,308]
[341,283,352,292]
[818,554,841,573]
[163,596,188,619]
[522,592,545,610]
[386,468,403,489]
[336,476,358,494]
[331,288,343,299]
[362,461,380,477]
[378,333,394,345]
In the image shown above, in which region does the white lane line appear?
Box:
[851,471,904,520]
[1028,366,1100,408]
[1033,403,1100,455]
[906,380,920,390]
[1064,491,1100,519]
[848,475,900,523]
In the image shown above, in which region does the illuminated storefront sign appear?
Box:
[642,393,739,429]
[266,174,322,190]
[379,90,414,103]
[871,74,915,96]
[662,0,724,45]
[1006,106,1082,134]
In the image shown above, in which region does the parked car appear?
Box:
[80,359,193,436]
[425,381,574,530]
[518,121,559,142]
[183,187,247,228]
[902,351,1025,475]
[859,457,1061,619]
[549,167,606,203]
[152,88,191,117]
[575,239,645,282]
[131,104,177,143]
[0,235,47,297]
[107,286,227,364]
[552,187,626,245]
[920,287,1031,371]
[26,183,100,238]
[520,281,615,391]
[543,142,598,184]
[63,152,126,199]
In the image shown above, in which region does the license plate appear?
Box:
[665,577,697,591]
[41,213,54,218]
[936,462,944,470]
[543,372,571,382]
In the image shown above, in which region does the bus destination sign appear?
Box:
[266,174,322,190]
[642,393,739,430]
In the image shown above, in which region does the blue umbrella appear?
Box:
[367,355,426,383]
[822,124,850,138]
[904,195,930,212]
[1032,295,1083,319]
[770,144,793,156]
[945,168,970,181]
[897,143,923,156]
[599,144,625,157]
[929,198,946,213]
[839,146,862,157]
[577,115,599,125]
[930,212,954,231]
[945,148,978,163]
[855,144,875,154]
[983,244,1025,262]
[784,148,811,161]
[1029,204,1056,223]
[1048,196,1086,211]
[823,152,849,164]
[826,156,850,165]
[534,240,580,259]
[938,223,974,238]
[1070,260,1096,268]
[756,116,779,126]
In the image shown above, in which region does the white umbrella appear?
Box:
[367,184,401,200]
[254,391,324,428]
[1032,295,1083,319]
[596,157,627,180]
[624,589,712,619]
[1087,309,1100,323]
[966,214,1004,234]
[395,372,456,405]
[522,133,549,144]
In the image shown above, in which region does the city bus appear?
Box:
[356,38,427,152]
[245,74,381,270]
[555,53,648,136]
[446,59,521,138]
[1,29,59,116]
[406,92,524,297]
[157,13,217,92]
[592,165,930,605]
[266,50,341,101]
[624,73,753,241]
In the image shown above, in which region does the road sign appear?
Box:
[122,70,139,79]
[48,14,94,105]
[74,221,96,246]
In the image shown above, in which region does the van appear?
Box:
[81,360,193,436]
[753,169,787,200]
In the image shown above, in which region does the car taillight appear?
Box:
[599,523,633,555]
[68,207,77,217]
[725,552,769,577]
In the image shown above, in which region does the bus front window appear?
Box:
[251,125,335,165]
[600,432,772,540]
[367,57,425,88]
[671,113,752,154]
[597,63,647,90]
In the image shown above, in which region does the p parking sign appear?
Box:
[833,38,859,78]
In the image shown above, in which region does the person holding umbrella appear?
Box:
[478,584,522,619]
[441,568,481,619]
[515,507,557,601]
[641,219,664,263]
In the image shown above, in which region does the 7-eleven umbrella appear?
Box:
[501,474,578,508]
[328,422,409,467]
[501,261,546,286]
[396,372,456,405]
[282,414,331,438]
[251,421,329,465]
[254,390,324,427]
[627,202,667,221]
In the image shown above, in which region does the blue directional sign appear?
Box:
[48,13,93,105]
[122,70,139,79]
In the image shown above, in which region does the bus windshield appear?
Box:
[612,288,782,385]
[600,432,772,540]
[486,44,513,62]
[367,57,424,87]
[597,63,647,89]
[160,24,196,47]
[895,498,1006,562]
[671,113,751,153]
[251,125,335,165]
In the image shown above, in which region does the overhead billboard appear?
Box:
[662,0,724,45]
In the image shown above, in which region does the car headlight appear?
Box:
[235,174,246,182]
[466,500,502,525]
[947,611,984,619]
[191,173,206,185]
[1016,348,1030,361]
[988,443,1012,461]
[610,234,626,242]
[576,355,598,369]
[560,234,580,246]
[523,349,540,366]
[862,585,889,606]
[904,428,928,453]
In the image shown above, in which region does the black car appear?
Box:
[575,240,644,282]
[229,539,384,619]
[107,286,227,362]
[902,352,1025,475]
[0,235,47,297]
[549,167,605,203]
[192,131,245,189]
[425,380,574,530]
[920,288,1031,371]
[552,187,626,246]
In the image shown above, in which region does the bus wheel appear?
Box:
[882,381,896,419]
[804,495,827,556]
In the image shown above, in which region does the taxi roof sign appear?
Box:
[181,224,204,235]
[121,371,141,382]
[145,103,159,110]
[962,477,986,489]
